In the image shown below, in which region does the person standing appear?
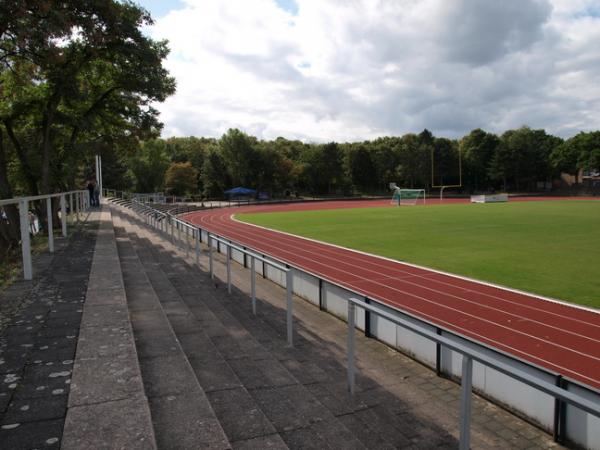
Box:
[87,179,96,207]
[93,180,100,207]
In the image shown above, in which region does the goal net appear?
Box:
[391,188,426,206]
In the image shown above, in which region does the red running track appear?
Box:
[184,198,600,390]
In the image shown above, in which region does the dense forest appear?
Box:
[113,127,600,198]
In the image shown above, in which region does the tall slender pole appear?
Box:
[226,245,232,294]
[98,155,103,203]
[195,229,200,265]
[19,199,32,280]
[459,355,473,450]
[69,193,73,225]
[347,301,356,394]
[209,234,214,279]
[75,192,80,223]
[60,194,67,237]
[286,269,293,346]
[251,256,256,315]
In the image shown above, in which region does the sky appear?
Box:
[137,0,600,142]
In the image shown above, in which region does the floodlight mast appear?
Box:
[431,147,462,201]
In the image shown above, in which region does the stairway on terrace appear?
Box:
[108,202,562,450]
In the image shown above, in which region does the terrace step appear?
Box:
[110,204,455,449]
[113,215,230,450]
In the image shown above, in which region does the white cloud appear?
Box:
[146,0,600,141]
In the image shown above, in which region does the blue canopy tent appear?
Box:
[224,187,257,197]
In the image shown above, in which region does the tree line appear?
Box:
[117,127,599,198]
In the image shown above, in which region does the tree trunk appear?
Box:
[0,129,21,243]
[3,120,39,196]
[40,102,57,195]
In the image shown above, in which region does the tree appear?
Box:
[201,145,230,198]
[490,127,561,191]
[128,140,169,193]
[164,162,198,196]
[0,0,175,199]
[431,137,460,188]
[219,129,260,187]
[345,144,377,192]
[552,131,600,183]
[460,129,499,192]
[300,142,345,195]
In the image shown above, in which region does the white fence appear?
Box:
[0,190,89,280]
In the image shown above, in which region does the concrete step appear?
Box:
[62,208,157,450]
[116,214,292,449]
[114,209,397,449]
[113,215,231,450]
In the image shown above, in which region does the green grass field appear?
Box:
[238,201,600,309]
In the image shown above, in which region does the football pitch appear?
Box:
[238,200,600,309]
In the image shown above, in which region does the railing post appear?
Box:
[347,301,356,394]
[19,199,32,280]
[251,256,256,315]
[69,193,73,225]
[46,197,54,253]
[177,221,181,246]
[227,244,232,294]
[75,192,80,223]
[459,355,473,450]
[60,194,67,237]
[170,218,174,243]
[286,268,293,347]
[195,228,200,265]
[209,234,214,279]
[185,226,189,257]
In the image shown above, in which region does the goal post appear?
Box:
[391,188,426,206]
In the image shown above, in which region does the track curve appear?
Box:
[184,199,600,391]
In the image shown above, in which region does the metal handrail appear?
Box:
[345,297,600,450]
[124,199,295,346]
[0,190,89,279]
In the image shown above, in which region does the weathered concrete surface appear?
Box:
[62,208,156,450]
[114,212,231,450]
[0,211,97,449]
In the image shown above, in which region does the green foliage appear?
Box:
[489,127,562,191]
[460,129,499,192]
[128,140,169,193]
[551,131,600,179]
[164,161,198,196]
[240,201,600,308]
[0,0,175,200]
[201,145,230,198]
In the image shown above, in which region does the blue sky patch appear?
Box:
[275,0,298,15]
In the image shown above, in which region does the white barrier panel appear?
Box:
[394,312,437,368]
[231,247,244,265]
[292,270,320,307]
[470,194,508,203]
[441,332,556,430]
[323,282,365,330]
[263,255,286,286]
[566,383,600,448]
[369,302,397,348]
